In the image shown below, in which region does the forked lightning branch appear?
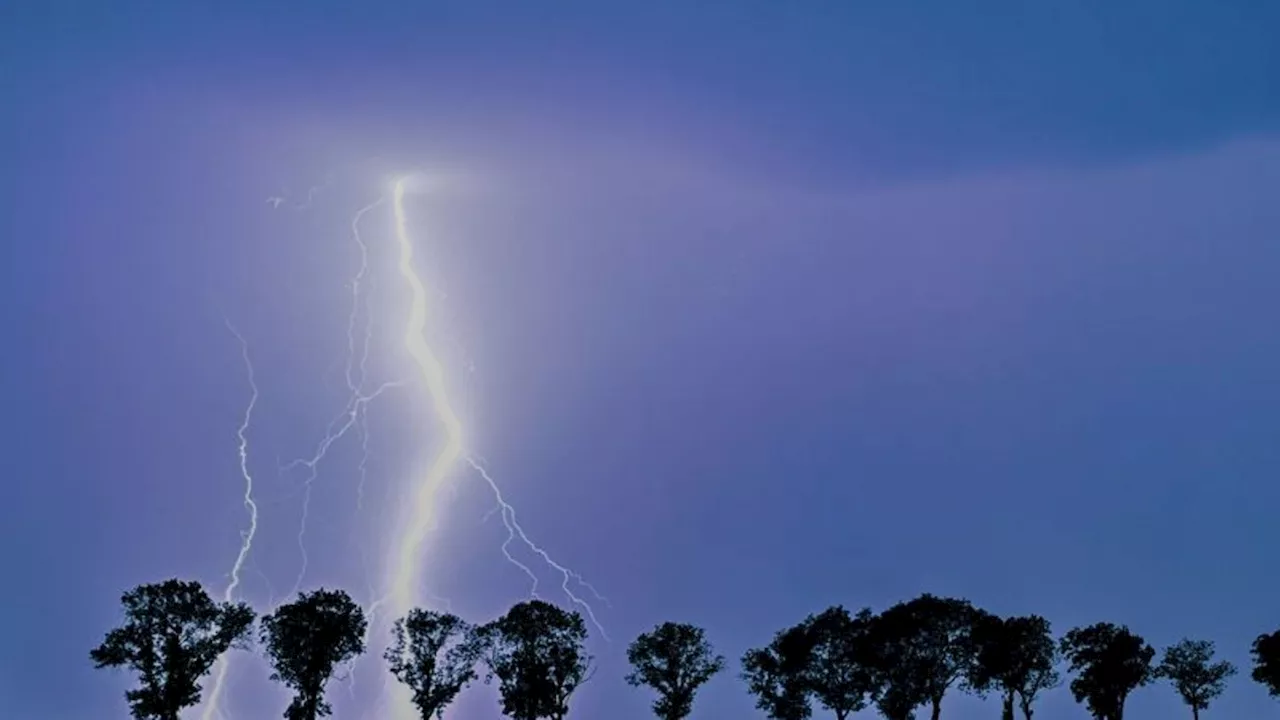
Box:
[201,176,605,720]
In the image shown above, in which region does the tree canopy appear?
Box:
[969,613,1059,720]
[89,579,255,720]
[1155,639,1235,720]
[802,606,876,720]
[259,588,367,720]
[871,594,979,720]
[862,621,929,720]
[385,608,484,720]
[625,621,725,720]
[742,622,817,720]
[1251,630,1280,698]
[479,599,592,720]
[1060,622,1155,720]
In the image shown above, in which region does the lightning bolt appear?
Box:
[201,322,260,720]
[228,174,608,720]
[383,177,464,623]
[381,177,610,718]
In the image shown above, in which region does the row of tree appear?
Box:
[92,580,1280,720]
[91,580,595,720]
[739,595,1280,720]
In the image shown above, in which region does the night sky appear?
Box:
[4,2,1280,719]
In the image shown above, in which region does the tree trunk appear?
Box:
[1192,706,1199,720]
[1001,690,1014,720]
[930,696,943,720]
[1019,694,1034,720]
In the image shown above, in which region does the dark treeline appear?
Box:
[92,580,1280,720]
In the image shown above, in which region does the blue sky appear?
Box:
[3,2,1279,719]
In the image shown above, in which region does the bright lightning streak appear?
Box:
[201,322,260,720]
[384,178,463,619]
[383,179,608,719]
[376,177,472,720]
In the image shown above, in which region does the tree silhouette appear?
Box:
[1060,622,1154,720]
[1251,630,1280,698]
[866,626,930,720]
[89,579,255,720]
[875,594,979,720]
[861,607,929,720]
[479,599,592,720]
[1154,639,1235,720]
[802,606,877,720]
[969,613,1059,720]
[742,622,817,720]
[385,609,484,720]
[259,588,367,720]
[626,621,725,720]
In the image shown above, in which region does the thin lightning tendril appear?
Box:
[201,322,260,720]
[266,173,332,210]
[354,253,380,512]
[281,199,399,598]
[345,200,383,395]
[283,377,404,598]
[466,457,610,638]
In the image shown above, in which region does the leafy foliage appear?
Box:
[862,608,927,720]
[969,613,1059,720]
[741,622,817,720]
[1060,623,1154,720]
[1155,639,1235,719]
[803,606,877,720]
[870,594,979,720]
[479,599,592,720]
[626,621,725,720]
[1251,630,1280,698]
[385,609,484,720]
[260,588,367,720]
[89,579,255,720]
